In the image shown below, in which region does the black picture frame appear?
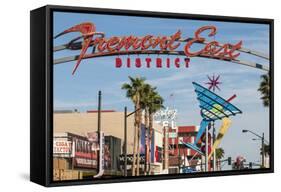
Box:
[30,5,274,187]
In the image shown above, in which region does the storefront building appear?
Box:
[168,125,202,173]
[53,110,163,180]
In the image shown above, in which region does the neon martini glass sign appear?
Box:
[54,23,243,75]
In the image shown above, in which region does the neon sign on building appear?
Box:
[55,23,242,75]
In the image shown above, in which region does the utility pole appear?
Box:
[98,91,101,133]
[124,107,128,176]
[178,137,181,173]
[97,90,101,172]
[242,130,268,169]
[261,133,265,168]
[123,107,142,176]
[212,121,216,171]
[205,125,209,172]
[163,126,169,172]
[94,90,104,178]
[148,123,152,175]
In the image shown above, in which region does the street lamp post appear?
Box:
[242,129,266,168]
[93,90,104,178]
[212,122,216,171]
[123,106,142,176]
[205,124,209,172]
[261,133,265,168]
[124,107,128,177]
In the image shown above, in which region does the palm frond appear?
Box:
[257,73,270,107]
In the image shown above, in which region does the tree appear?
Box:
[263,144,270,156]
[140,84,157,129]
[258,73,270,107]
[122,76,146,176]
[140,84,156,175]
[147,92,164,174]
[260,144,270,163]
[215,148,224,170]
[140,84,164,175]
[122,77,164,176]
[257,73,270,168]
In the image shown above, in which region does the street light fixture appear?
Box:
[252,138,269,144]
[242,129,266,168]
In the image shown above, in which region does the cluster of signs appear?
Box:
[53,132,105,170]
[75,157,97,169]
[53,140,73,158]
[154,107,178,138]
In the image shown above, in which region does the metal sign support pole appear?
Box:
[205,125,209,172]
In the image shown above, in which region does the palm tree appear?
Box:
[122,77,164,176]
[258,73,270,107]
[263,144,270,156]
[147,92,164,174]
[140,84,155,175]
[215,148,224,170]
[257,73,270,168]
[260,144,270,168]
[140,84,157,128]
[140,84,164,175]
[122,76,146,176]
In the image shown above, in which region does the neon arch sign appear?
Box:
[54,22,268,75]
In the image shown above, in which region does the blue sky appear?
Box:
[53,11,270,168]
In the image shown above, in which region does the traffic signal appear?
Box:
[249,162,252,168]
[227,157,232,165]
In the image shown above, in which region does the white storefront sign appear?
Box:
[53,139,73,157]
[154,107,178,129]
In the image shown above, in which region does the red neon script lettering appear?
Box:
[55,23,242,74]
[184,26,242,60]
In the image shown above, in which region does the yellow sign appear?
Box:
[208,117,231,160]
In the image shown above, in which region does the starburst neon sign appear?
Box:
[205,74,222,92]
